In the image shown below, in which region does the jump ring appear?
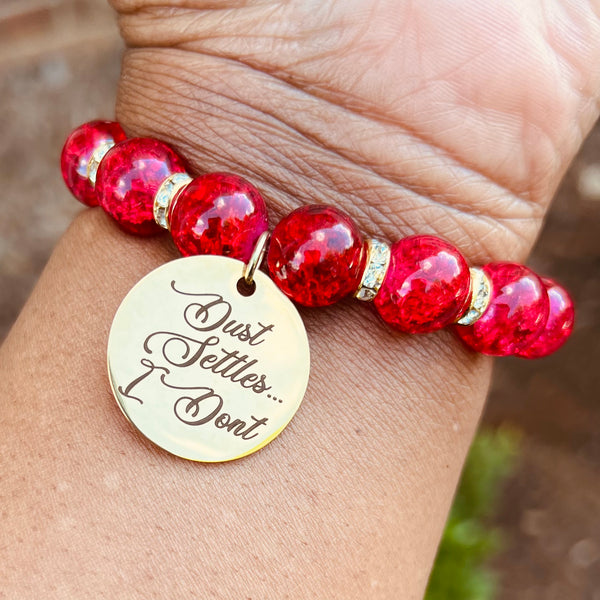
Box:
[242,231,270,285]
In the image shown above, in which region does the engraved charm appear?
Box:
[107,255,310,462]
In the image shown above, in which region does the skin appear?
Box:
[1,1,599,598]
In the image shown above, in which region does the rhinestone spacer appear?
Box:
[86,140,115,186]
[456,267,492,326]
[153,172,192,230]
[354,238,391,302]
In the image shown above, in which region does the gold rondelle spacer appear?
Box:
[455,267,492,326]
[354,238,391,302]
[86,140,115,186]
[153,172,193,230]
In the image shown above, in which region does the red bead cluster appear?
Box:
[61,121,575,359]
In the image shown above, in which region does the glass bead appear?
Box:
[60,120,126,207]
[169,172,268,262]
[373,235,471,334]
[96,138,186,235]
[267,205,365,307]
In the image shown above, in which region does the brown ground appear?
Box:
[0,2,598,598]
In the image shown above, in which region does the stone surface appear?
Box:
[267,205,365,307]
[169,172,268,262]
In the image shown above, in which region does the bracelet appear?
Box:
[61,120,575,462]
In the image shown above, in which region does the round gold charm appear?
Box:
[107,255,310,462]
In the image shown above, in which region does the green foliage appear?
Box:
[425,428,520,600]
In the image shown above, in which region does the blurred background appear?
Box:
[0,1,598,598]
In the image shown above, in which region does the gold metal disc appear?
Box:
[107,255,310,462]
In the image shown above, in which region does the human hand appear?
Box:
[1,1,599,597]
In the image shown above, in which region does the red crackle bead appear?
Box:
[455,263,549,356]
[169,173,268,262]
[517,278,574,359]
[267,205,365,307]
[373,235,471,334]
[60,120,126,207]
[96,138,186,235]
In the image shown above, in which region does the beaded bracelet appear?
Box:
[61,120,575,462]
